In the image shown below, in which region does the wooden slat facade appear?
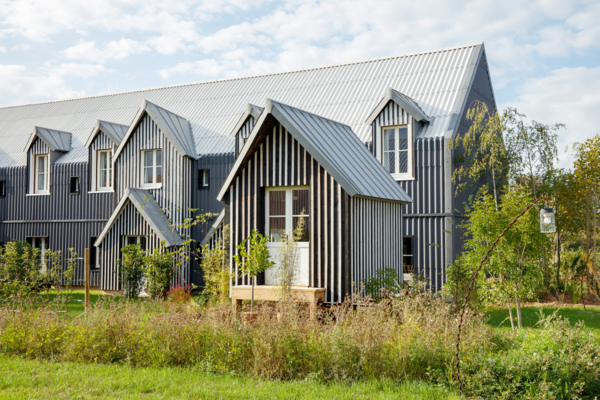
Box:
[225,122,404,303]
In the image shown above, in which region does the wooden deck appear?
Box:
[231,285,326,316]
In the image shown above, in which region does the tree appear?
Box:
[233,229,274,312]
[503,107,563,198]
[572,135,600,299]
[449,101,508,210]
[448,187,549,329]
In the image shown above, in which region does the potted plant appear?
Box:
[233,229,274,321]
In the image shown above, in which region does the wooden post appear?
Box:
[84,248,90,312]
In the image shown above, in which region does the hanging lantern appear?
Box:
[539,207,556,233]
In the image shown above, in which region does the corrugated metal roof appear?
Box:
[95,188,184,247]
[24,126,72,153]
[218,99,412,203]
[0,43,483,168]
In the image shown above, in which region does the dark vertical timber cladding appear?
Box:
[235,117,256,159]
[351,198,404,297]
[100,201,165,290]
[228,123,349,303]
[370,100,447,291]
[110,114,193,289]
[1,136,114,285]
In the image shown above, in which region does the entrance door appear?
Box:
[265,187,310,286]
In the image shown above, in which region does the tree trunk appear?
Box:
[507,302,515,331]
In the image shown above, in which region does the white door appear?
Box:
[265,187,310,286]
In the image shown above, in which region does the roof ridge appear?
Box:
[0,42,483,110]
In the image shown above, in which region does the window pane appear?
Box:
[292,189,309,216]
[144,167,153,184]
[269,191,286,216]
[144,151,153,168]
[398,127,408,150]
[99,170,107,188]
[38,173,44,191]
[387,151,396,174]
[99,152,107,169]
[38,156,45,174]
[156,150,162,167]
[398,151,408,173]
[293,216,309,242]
[156,166,162,183]
[269,217,286,241]
[383,129,395,151]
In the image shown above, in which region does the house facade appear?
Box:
[0,43,496,296]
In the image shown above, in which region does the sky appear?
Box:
[0,0,598,169]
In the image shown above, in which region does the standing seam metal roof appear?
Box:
[0,43,483,168]
[218,99,412,203]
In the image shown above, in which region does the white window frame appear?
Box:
[381,124,414,181]
[96,149,113,191]
[265,186,310,243]
[140,149,162,188]
[34,154,50,194]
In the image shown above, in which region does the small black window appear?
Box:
[198,169,209,189]
[0,180,5,197]
[70,176,80,194]
[89,237,99,270]
[403,236,414,274]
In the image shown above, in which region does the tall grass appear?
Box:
[0,294,598,398]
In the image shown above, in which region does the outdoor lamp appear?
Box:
[539,207,556,233]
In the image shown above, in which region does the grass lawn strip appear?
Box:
[0,355,459,400]
[484,305,600,329]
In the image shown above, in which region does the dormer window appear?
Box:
[35,154,49,194]
[141,149,162,188]
[382,126,413,180]
[97,150,112,191]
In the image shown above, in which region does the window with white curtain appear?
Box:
[34,154,49,194]
[96,150,112,191]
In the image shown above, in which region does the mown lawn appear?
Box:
[29,290,148,315]
[0,355,459,400]
[484,304,600,329]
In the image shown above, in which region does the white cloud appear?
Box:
[0,46,5,53]
[0,63,108,105]
[63,39,150,62]
[504,66,600,169]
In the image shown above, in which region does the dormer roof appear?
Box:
[114,100,197,161]
[229,104,264,136]
[218,99,412,204]
[24,126,72,153]
[85,120,128,148]
[365,88,430,126]
[95,188,184,248]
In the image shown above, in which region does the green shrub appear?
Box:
[145,244,174,300]
[199,225,231,304]
[363,267,400,299]
[118,244,146,298]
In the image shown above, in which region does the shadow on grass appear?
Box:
[485,305,600,329]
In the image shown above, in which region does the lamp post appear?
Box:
[455,196,555,394]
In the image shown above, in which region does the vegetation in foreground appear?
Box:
[0,355,459,400]
[0,294,598,399]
